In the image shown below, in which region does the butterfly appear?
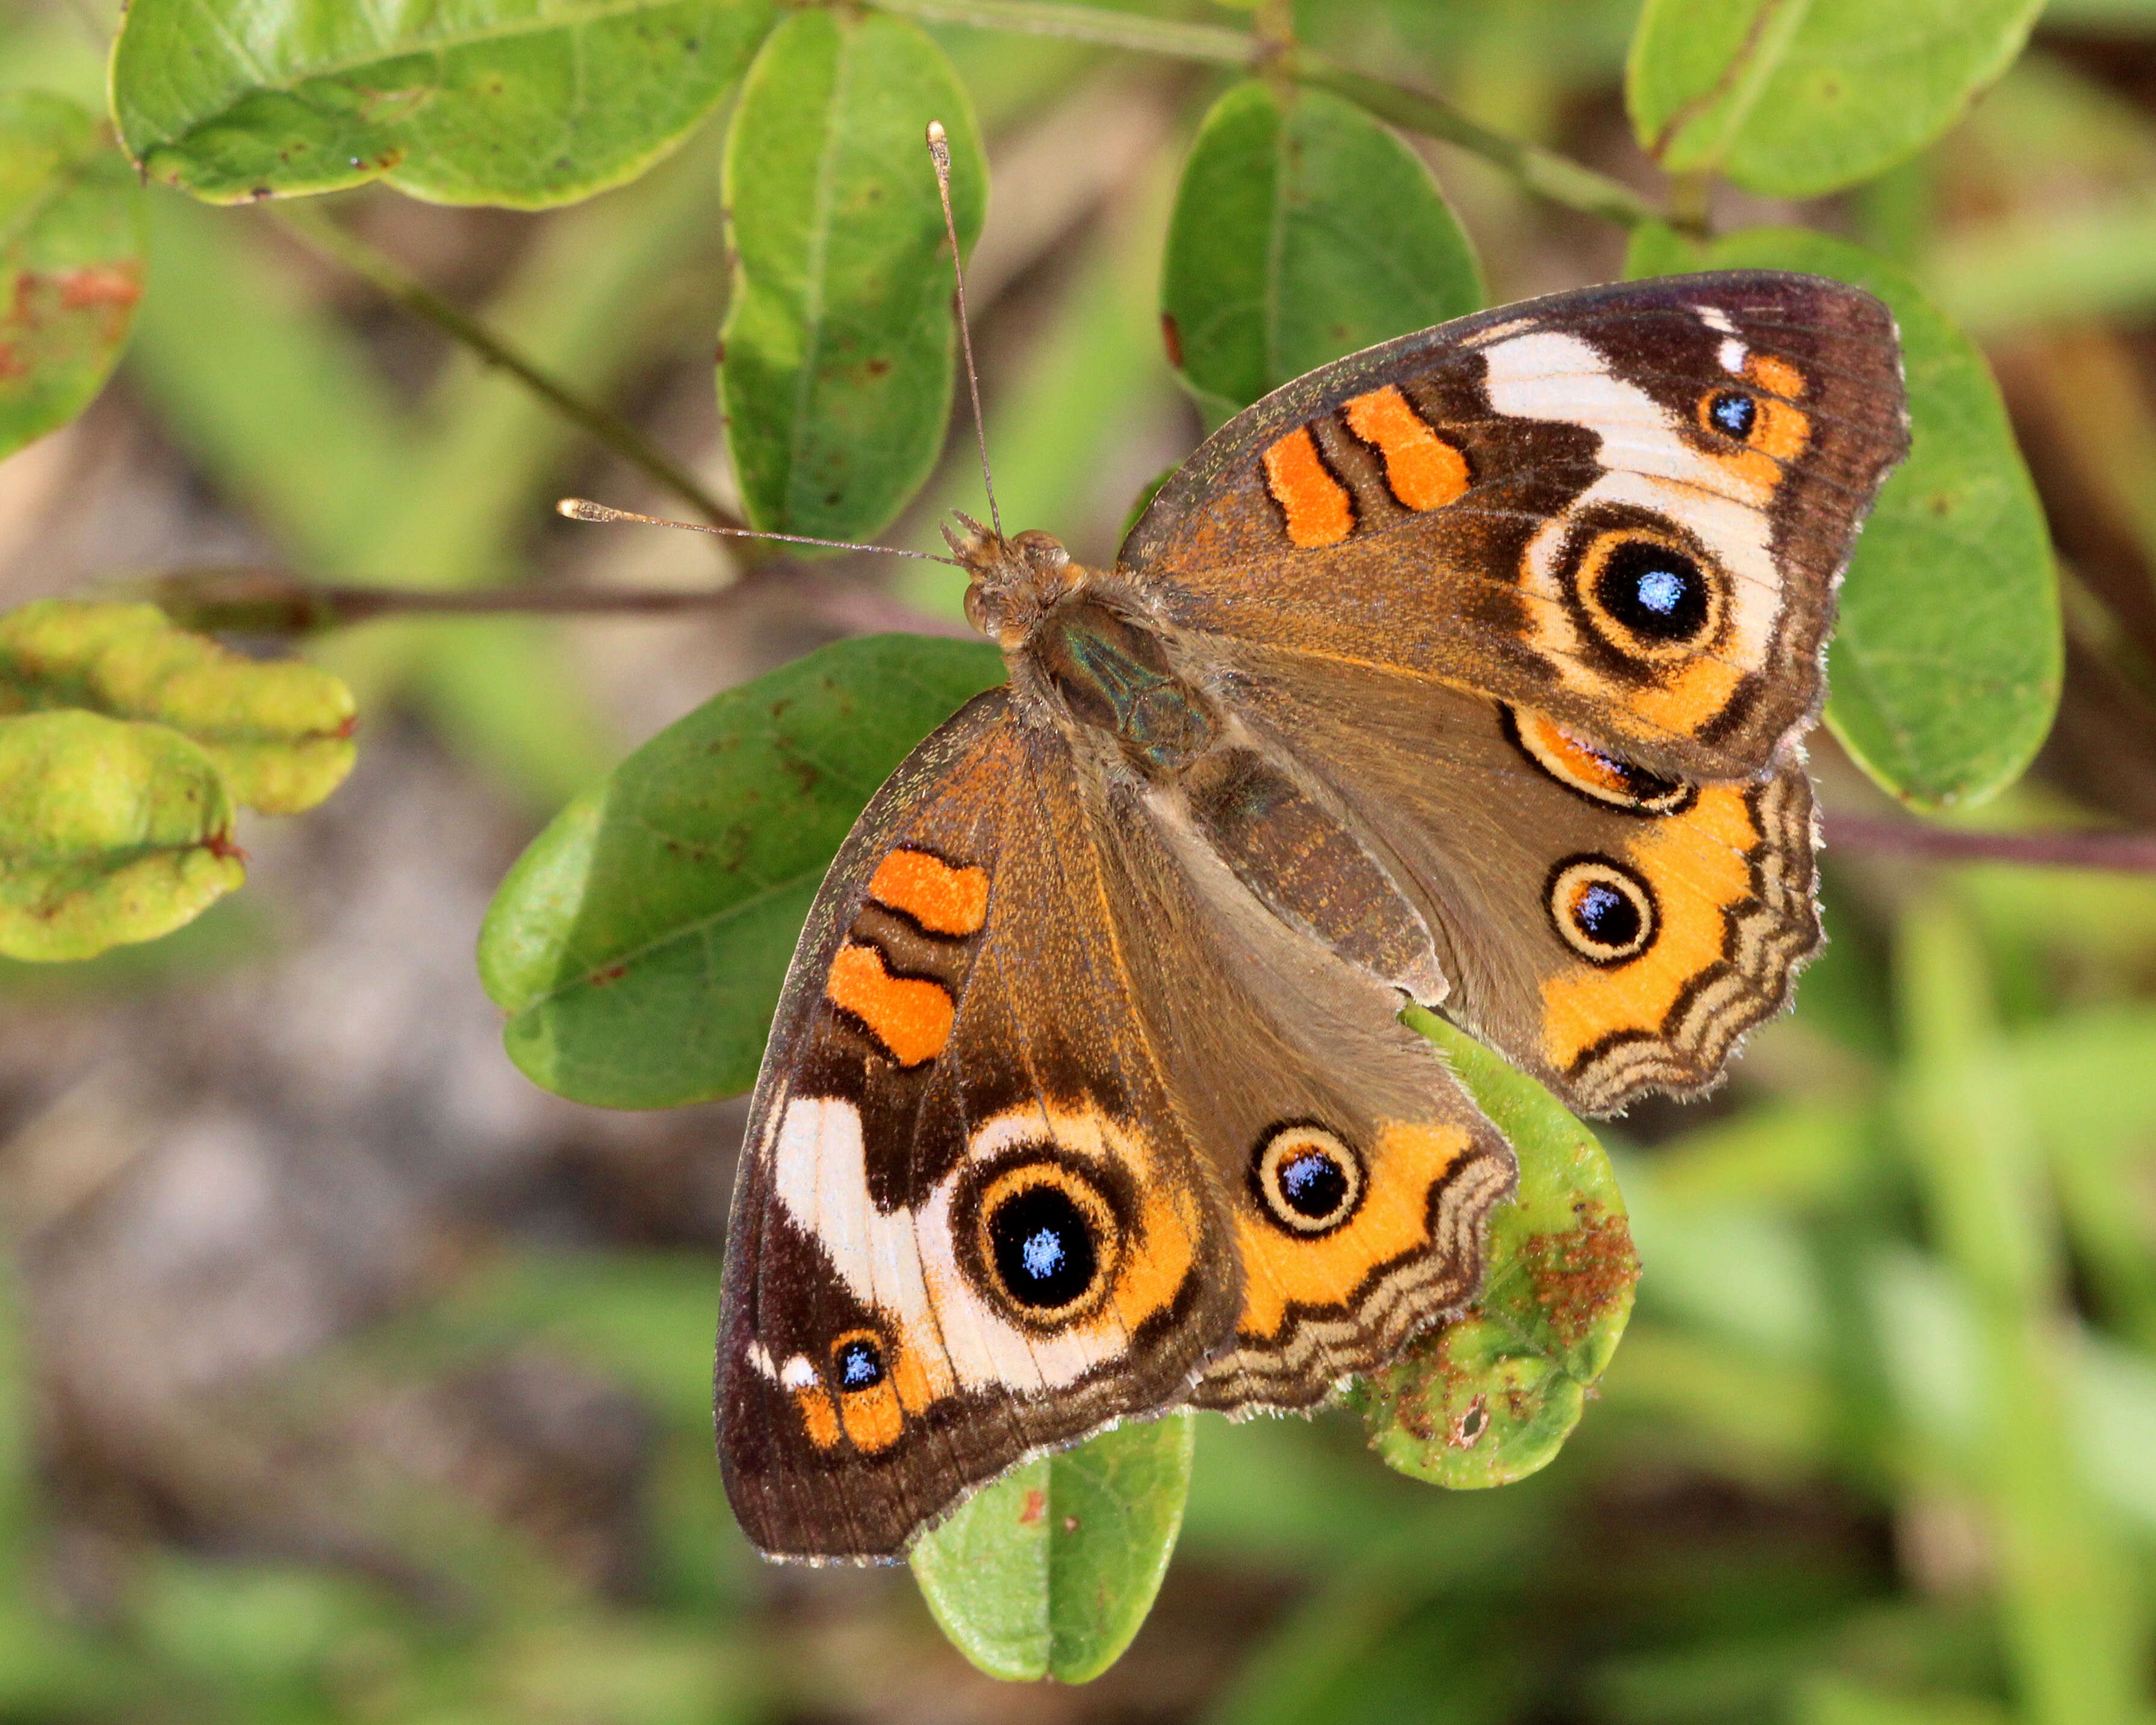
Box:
[714,270,1909,1561]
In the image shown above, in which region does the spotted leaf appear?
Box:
[1354,1010,1639,1489]
[0,91,144,460]
[910,1412,1194,1684]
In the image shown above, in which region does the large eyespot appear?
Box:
[975,1161,1118,1322]
[830,1331,885,1392]
[1252,1124,1365,1235]
[1586,536,1712,648]
[1547,857,1658,965]
[1702,389,1756,440]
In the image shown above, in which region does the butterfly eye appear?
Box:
[1704,390,1756,439]
[972,1160,1120,1323]
[1548,857,1658,965]
[1252,1125,1365,1235]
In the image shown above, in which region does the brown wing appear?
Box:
[718,691,1241,1561]
[1217,647,1819,1116]
[1078,766,1516,1411]
[1120,272,1908,782]
[719,691,1520,1560]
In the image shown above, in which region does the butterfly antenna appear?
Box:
[927,120,1001,540]
[556,499,966,567]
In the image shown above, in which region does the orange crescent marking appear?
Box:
[793,1385,841,1450]
[1232,1122,1471,1339]
[1539,785,1758,1067]
[1343,385,1470,511]
[1747,353,1806,400]
[1627,655,1744,735]
[1261,426,1353,547]
[838,1381,905,1452]
[869,848,989,936]
[826,942,953,1066]
[1520,711,1635,798]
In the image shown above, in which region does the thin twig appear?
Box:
[144,567,975,641]
[1824,813,2156,874]
[271,204,744,532]
[1291,54,1659,231]
[870,0,1659,229]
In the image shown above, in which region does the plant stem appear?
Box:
[272,204,744,532]
[870,0,1659,229]
[144,567,973,641]
[1824,813,2156,873]
[1292,54,1657,231]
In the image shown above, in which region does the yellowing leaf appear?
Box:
[0,710,244,962]
[0,600,355,813]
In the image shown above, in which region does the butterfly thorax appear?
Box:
[955,521,1220,776]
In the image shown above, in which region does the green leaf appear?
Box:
[1625,0,2043,198]
[1161,79,1481,423]
[479,635,1004,1108]
[0,709,244,962]
[0,90,143,460]
[1354,1010,1639,1489]
[910,1413,1193,1685]
[0,600,356,814]
[110,0,773,208]
[1679,229,2058,809]
[719,11,984,544]
[1618,219,1705,281]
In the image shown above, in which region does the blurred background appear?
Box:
[7,0,2156,1719]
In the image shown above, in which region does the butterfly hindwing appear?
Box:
[1218,647,1818,1115]
[1121,272,1909,783]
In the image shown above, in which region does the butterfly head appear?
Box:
[946,512,1079,650]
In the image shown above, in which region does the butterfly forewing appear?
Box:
[1121,272,1909,783]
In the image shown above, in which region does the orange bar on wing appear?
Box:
[1260,427,1353,547]
[869,847,989,936]
[826,942,953,1066]
[1343,385,1469,511]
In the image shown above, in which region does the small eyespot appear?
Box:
[976,1162,1117,1320]
[1705,390,1756,439]
[1252,1124,1365,1235]
[1591,539,1710,644]
[1548,857,1658,965]
[831,1331,884,1391]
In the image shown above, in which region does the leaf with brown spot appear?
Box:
[0,91,144,460]
[1354,1010,1639,1490]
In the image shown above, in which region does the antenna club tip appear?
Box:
[925,119,949,161]
[558,497,603,521]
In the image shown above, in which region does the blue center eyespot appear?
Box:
[1593,539,1710,643]
[1279,1149,1349,1219]
[1709,391,1756,437]
[988,1183,1099,1311]
[1573,881,1642,949]
[835,1336,884,1390]
[1022,1227,1064,1281]
[1636,568,1685,616]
